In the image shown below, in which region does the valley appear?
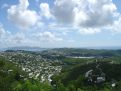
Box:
[0,48,121,91]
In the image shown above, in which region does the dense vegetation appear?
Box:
[52,61,121,91]
[42,48,121,57]
[0,57,52,91]
[1,48,121,91]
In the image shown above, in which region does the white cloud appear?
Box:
[7,0,39,30]
[40,3,53,19]
[1,0,121,48]
[0,22,64,48]
[35,31,63,42]
[109,17,121,33]
[48,0,121,35]
[11,32,26,44]
[0,24,30,47]
[0,24,12,40]
[0,25,12,47]
[0,25,6,38]
[79,28,101,35]
[53,0,75,23]
[6,0,120,35]
[52,0,118,28]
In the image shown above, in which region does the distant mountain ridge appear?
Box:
[0,46,121,52]
[0,46,48,52]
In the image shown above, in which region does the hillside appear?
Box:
[0,56,52,91]
[52,61,121,91]
[0,48,121,91]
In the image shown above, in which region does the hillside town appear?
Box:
[0,51,62,83]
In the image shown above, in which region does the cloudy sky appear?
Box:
[0,0,121,48]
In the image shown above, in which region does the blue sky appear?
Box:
[0,0,121,48]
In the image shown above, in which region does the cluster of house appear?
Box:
[0,51,62,83]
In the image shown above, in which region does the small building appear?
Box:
[96,77,105,83]
[85,64,106,84]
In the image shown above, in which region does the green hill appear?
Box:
[52,61,121,91]
[0,57,52,91]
